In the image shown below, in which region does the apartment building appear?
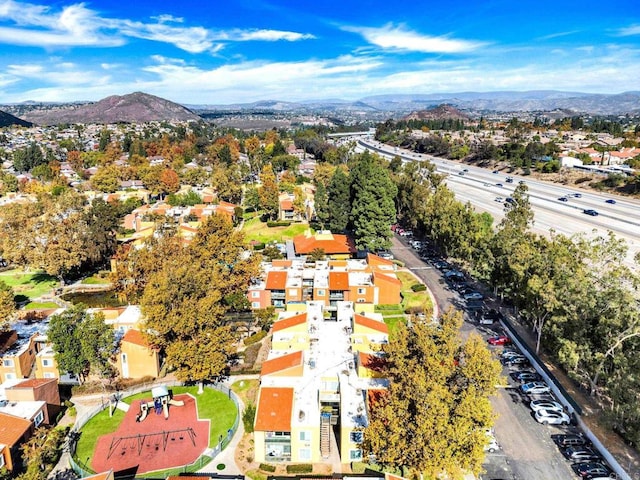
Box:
[253,301,389,466]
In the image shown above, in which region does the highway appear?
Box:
[357,139,640,267]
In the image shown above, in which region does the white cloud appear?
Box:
[344,23,486,54]
[232,29,315,42]
[616,24,640,36]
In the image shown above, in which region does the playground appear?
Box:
[90,387,210,475]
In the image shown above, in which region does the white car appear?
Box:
[520,381,551,394]
[463,292,484,300]
[529,399,564,413]
[484,436,500,453]
[495,196,504,202]
[534,409,571,425]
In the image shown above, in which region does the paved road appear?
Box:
[391,235,577,480]
[358,140,640,268]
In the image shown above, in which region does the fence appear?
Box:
[69,380,242,479]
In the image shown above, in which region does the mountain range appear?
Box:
[1,90,639,126]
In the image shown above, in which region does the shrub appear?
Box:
[243,342,262,367]
[411,283,427,292]
[253,242,265,251]
[259,463,276,472]
[244,330,267,346]
[286,464,313,474]
[243,403,256,433]
[266,221,291,227]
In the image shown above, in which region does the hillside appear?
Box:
[0,109,32,127]
[403,104,470,121]
[20,92,201,125]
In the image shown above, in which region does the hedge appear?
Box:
[253,243,266,250]
[244,330,267,346]
[259,463,276,472]
[286,464,313,474]
[411,283,427,292]
[267,221,291,227]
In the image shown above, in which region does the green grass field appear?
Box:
[81,275,112,285]
[0,269,58,300]
[75,385,238,473]
[242,216,310,244]
[396,270,433,314]
[24,301,59,310]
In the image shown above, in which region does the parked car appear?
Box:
[479,309,502,325]
[529,399,564,412]
[534,409,571,425]
[502,355,529,366]
[377,251,394,260]
[572,462,614,478]
[558,196,569,202]
[484,436,500,453]
[501,350,523,359]
[553,433,589,448]
[463,291,484,300]
[511,371,542,383]
[583,209,599,216]
[520,381,551,394]
[487,335,511,346]
[433,261,449,270]
[562,446,602,463]
[605,199,616,204]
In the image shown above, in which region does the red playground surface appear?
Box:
[92,393,210,474]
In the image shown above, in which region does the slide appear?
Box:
[168,399,184,407]
[136,402,149,422]
[163,402,169,419]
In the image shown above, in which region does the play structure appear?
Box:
[135,386,184,422]
[105,427,197,460]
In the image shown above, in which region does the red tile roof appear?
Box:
[280,199,293,210]
[372,271,401,286]
[293,233,356,255]
[261,351,304,376]
[254,387,294,431]
[272,313,307,332]
[11,378,57,389]
[265,271,287,290]
[0,412,32,447]
[122,329,150,348]
[329,271,349,290]
[354,314,389,334]
[367,253,394,266]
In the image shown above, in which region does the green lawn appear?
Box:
[81,275,112,285]
[242,216,310,244]
[396,270,433,315]
[0,269,58,300]
[24,301,59,310]
[75,386,238,473]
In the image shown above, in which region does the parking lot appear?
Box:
[390,233,621,480]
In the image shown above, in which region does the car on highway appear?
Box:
[487,335,511,346]
[463,291,484,300]
[458,171,465,176]
[583,209,599,216]
[572,462,614,478]
[520,381,551,394]
[492,170,499,174]
[495,183,503,187]
[558,196,569,202]
[483,182,491,187]
[529,399,564,412]
[505,197,515,204]
[511,371,542,383]
[534,409,571,425]
[605,199,616,204]
[562,446,602,462]
[506,176,514,183]
[495,196,504,202]
[573,193,583,198]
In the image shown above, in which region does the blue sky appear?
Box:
[0,0,639,104]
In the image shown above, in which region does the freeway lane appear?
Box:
[357,140,640,266]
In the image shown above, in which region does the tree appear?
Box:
[326,167,350,232]
[160,168,181,195]
[313,181,329,229]
[362,309,501,479]
[47,306,90,383]
[350,152,397,251]
[91,165,121,193]
[258,164,279,220]
[0,281,16,331]
[140,214,260,389]
[79,311,116,379]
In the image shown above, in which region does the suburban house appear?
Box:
[0,412,33,472]
[115,329,161,380]
[253,301,389,465]
[247,255,401,311]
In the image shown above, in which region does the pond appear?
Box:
[61,290,126,308]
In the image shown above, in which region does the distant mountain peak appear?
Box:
[403,104,470,121]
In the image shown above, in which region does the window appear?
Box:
[299,431,311,441]
[357,288,366,295]
[251,291,260,298]
[317,289,325,296]
[357,298,366,303]
[42,359,52,367]
[350,449,362,461]
[2,359,14,367]
[298,448,311,460]
[34,410,44,427]
[4,373,16,380]
[43,373,55,379]
[252,302,261,308]
[350,431,364,443]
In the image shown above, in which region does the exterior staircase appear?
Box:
[321,413,331,459]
